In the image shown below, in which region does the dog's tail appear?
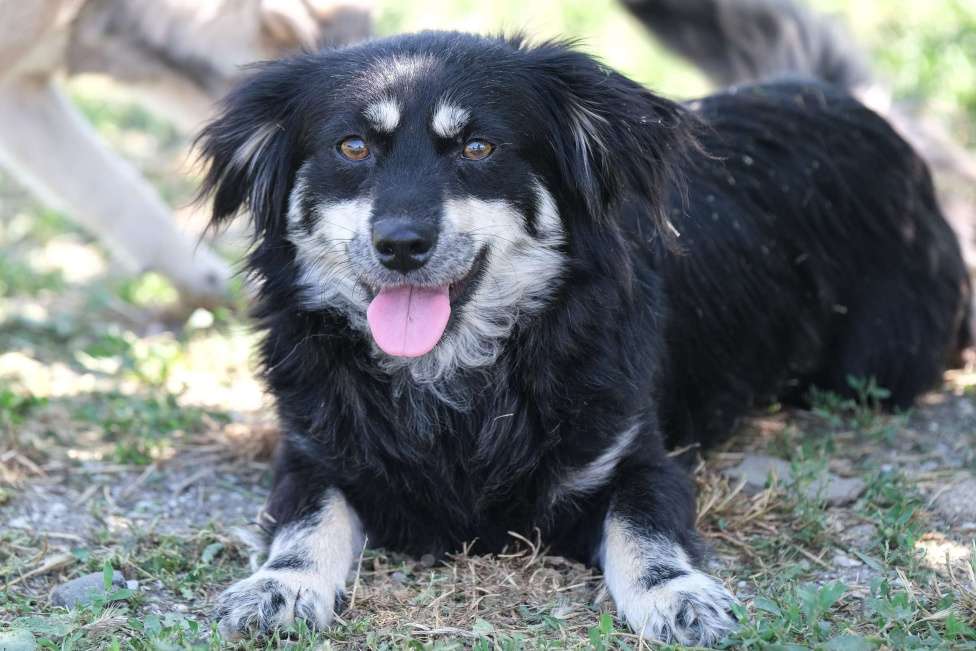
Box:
[620,0,976,186]
[622,0,976,352]
[618,0,872,91]
[620,0,976,181]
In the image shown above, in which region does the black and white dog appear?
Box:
[197,17,971,647]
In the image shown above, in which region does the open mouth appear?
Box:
[365,247,488,358]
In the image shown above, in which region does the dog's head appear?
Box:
[198,32,691,382]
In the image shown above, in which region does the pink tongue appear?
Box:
[366,286,451,357]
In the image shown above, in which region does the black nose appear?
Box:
[371,218,437,273]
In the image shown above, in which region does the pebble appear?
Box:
[50,571,126,608]
[391,571,408,585]
[841,523,877,547]
[8,516,30,529]
[721,454,866,506]
[831,552,863,568]
[931,476,976,525]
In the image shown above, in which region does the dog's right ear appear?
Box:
[195,59,309,240]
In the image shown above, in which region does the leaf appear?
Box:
[472,618,494,636]
[755,596,782,616]
[201,542,224,565]
[143,614,162,636]
[850,550,883,572]
[13,614,76,637]
[102,561,114,590]
[818,581,848,610]
[0,629,38,651]
[104,588,133,603]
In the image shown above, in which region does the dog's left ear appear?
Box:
[195,58,311,241]
[525,43,698,241]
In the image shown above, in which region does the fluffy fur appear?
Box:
[196,30,970,645]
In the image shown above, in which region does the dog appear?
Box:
[0,0,369,306]
[196,27,971,646]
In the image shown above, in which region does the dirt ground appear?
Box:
[1,330,974,649]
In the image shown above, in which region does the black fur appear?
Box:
[197,31,970,639]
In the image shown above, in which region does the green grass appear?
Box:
[71,391,227,465]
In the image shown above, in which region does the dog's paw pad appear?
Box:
[214,571,338,639]
[618,570,737,646]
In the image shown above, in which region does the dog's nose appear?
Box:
[372,218,437,273]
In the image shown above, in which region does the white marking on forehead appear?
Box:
[368,54,437,89]
[432,101,470,139]
[364,98,401,132]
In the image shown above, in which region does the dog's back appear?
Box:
[647,79,970,447]
[621,0,975,357]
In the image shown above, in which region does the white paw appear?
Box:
[615,570,737,647]
[214,569,341,639]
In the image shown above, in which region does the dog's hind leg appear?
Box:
[810,276,965,409]
[214,472,364,639]
[600,459,737,646]
[0,77,229,306]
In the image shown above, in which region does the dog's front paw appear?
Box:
[214,570,341,640]
[615,569,737,646]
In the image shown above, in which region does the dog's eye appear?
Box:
[338,136,370,161]
[461,139,494,161]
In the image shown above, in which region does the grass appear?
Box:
[1,1,975,648]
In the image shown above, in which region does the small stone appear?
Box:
[391,571,408,585]
[126,580,139,590]
[841,523,877,547]
[932,477,976,525]
[8,516,30,529]
[722,455,792,493]
[832,552,862,568]
[817,476,866,506]
[50,571,126,608]
[721,454,865,506]
[420,554,436,568]
[0,630,37,651]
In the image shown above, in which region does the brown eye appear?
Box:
[461,139,494,161]
[338,136,369,161]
